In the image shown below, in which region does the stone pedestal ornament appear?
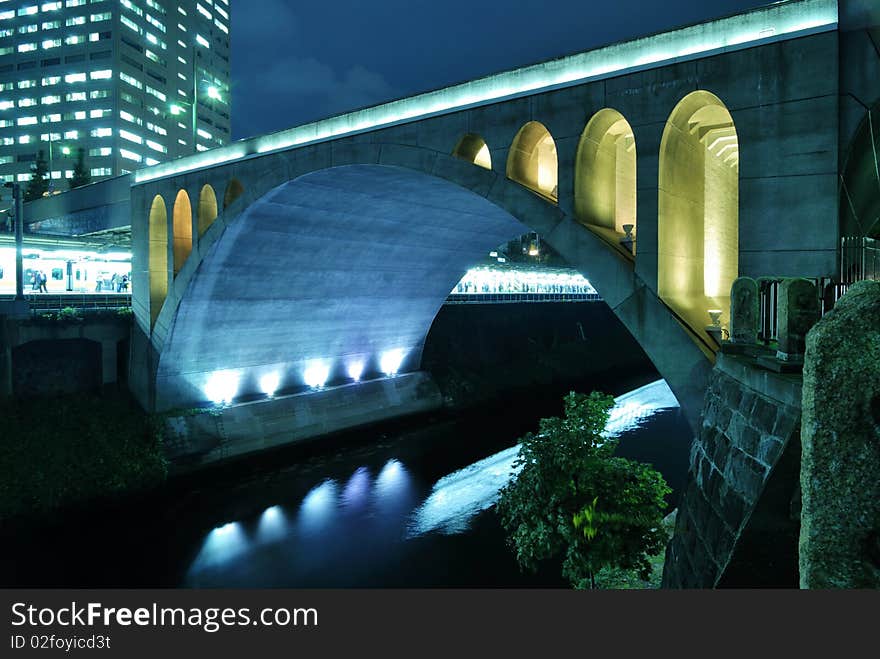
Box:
[730,276,759,344]
[776,278,818,361]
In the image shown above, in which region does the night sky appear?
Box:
[230,0,769,140]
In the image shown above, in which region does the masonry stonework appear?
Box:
[662,353,802,587]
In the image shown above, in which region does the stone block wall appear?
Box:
[662,353,802,587]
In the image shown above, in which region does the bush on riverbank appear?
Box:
[496,391,671,589]
[0,390,167,521]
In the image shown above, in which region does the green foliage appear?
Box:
[24,150,49,202]
[496,391,672,588]
[56,306,82,321]
[68,147,91,190]
[0,391,168,520]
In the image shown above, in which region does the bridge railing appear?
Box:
[0,293,132,314]
[757,276,853,346]
[445,292,601,304]
[841,236,879,284]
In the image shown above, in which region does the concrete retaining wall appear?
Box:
[163,371,443,471]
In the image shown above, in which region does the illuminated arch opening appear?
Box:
[658,90,739,340]
[198,184,218,238]
[452,133,492,170]
[172,189,193,276]
[148,195,168,327]
[507,121,558,202]
[575,108,637,256]
[224,178,244,210]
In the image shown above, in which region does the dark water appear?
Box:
[1,380,692,588]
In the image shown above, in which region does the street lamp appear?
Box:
[170,44,224,154]
[45,138,70,195]
[3,181,24,301]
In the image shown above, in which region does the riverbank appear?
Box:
[0,388,167,523]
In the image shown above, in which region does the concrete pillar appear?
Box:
[776,278,819,361]
[100,339,117,385]
[800,280,880,588]
[730,276,759,344]
[0,345,12,398]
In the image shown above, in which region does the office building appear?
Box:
[0,0,231,188]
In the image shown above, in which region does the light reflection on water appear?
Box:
[184,379,679,585]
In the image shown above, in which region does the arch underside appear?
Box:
[155,165,531,410]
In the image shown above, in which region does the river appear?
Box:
[1,377,692,588]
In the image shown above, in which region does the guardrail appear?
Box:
[445,292,601,304]
[841,236,879,284]
[757,277,854,346]
[0,293,132,313]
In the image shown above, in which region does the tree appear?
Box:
[69,147,91,190]
[24,150,49,202]
[496,391,671,588]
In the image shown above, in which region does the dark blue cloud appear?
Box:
[231,0,767,140]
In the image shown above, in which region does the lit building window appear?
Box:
[119,128,143,144]
[119,148,142,162]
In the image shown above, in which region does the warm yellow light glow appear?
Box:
[172,189,193,276]
[575,108,637,243]
[452,133,492,170]
[197,184,218,238]
[148,195,168,327]
[507,121,557,202]
[658,90,738,341]
[474,144,491,170]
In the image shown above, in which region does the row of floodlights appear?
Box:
[203,348,408,405]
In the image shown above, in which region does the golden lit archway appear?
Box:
[658,90,739,339]
[172,189,193,276]
[575,108,637,255]
[148,195,168,327]
[224,178,244,210]
[198,184,218,238]
[452,133,492,170]
[507,121,558,202]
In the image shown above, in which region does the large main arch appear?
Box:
[146,150,713,431]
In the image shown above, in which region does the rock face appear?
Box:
[730,277,759,344]
[799,280,880,588]
[777,279,819,360]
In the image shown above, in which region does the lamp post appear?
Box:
[170,48,222,155]
[45,137,69,195]
[3,182,24,300]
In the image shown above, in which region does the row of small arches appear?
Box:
[452,89,740,334]
[147,177,244,324]
[146,89,738,341]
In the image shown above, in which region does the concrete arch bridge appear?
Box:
[118,0,874,452]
